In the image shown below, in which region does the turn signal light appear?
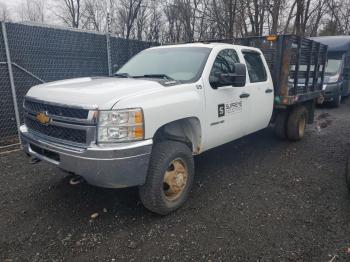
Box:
[266,35,278,41]
[134,110,143,124]
[133,126,144,139]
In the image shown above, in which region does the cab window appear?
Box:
[209,49,240,88]
[243,51,267,83]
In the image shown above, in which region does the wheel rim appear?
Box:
[163,158,188,201]
[298,114,306,137]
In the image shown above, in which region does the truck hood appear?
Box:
[26,77,165,109]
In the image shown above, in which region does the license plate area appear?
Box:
[30,143,60,162]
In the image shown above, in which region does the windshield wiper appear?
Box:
[114,73,130,78]
[134,74,175,81]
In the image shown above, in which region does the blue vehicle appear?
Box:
[311,36,350,107]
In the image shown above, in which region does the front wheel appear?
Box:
[331,92,341,107]
[139,141,194,215]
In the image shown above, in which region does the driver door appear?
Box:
[204,49,250,150]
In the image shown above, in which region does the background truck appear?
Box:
[311,36,350,107]
[20,35,327,215]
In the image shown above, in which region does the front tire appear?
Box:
[139,141,194,215]
[331,92,341,107]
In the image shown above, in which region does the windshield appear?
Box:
[325,59,342,76]
[116,47,212,82]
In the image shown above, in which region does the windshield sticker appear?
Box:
[218,101,242,118]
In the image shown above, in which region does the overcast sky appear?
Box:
[0,0,20,7]
[0,0,60,25]
[0,0,21,12]
[1,0,31,21]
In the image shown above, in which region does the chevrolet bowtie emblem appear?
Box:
[36,112,51,125]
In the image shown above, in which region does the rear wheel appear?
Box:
[139,140,194,215]
[274,111,288,140]
[286,106,307,141]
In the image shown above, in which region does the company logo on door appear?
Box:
[218,101,242,117]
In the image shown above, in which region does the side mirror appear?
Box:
[230,63,247,87]
[209,63,247,88]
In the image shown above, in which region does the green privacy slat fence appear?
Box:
[0,21,158,150]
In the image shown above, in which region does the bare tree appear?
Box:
[245,0,268,36]
[163,2,179,42]
[268,0,282,34]
[282,0,297,34]
[54,0,83,28]
[5,0,350,42]
[18,0,46,23]
[0,3,11,21]
[115,0,143,39]
[169,0,196,42]
[146,1,162,42]
[135,2,149,40]
[326,0,350,35]
[196,0,240,39]
[307,0,328,36]
[83,0,108,31]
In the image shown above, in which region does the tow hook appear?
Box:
[69,175,85,185]
[30,158,41,164]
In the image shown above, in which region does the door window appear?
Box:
[243,52,267,83]
[210,49,240,88]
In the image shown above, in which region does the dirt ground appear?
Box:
[1,99,350,262]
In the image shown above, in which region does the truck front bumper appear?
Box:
[323,83,341,102]
[20,125,152,188]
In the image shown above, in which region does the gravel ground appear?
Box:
[1,99,350,262]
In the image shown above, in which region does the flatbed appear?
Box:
[235,35,328,106]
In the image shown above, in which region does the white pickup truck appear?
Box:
[20,35,327,215]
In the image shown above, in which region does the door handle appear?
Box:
[265,89,273,94]
[240,93,250,98]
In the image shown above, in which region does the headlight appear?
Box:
[328,74,340,83]
[97,109,144,143]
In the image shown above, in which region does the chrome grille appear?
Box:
[25,117,87,144]
[23,99,96,146]
[24,99,89,119]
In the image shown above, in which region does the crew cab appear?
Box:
[20,35,327,215]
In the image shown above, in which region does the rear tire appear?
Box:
[286,106,307,141]
[139,140,194,215]
[274,111,288,140]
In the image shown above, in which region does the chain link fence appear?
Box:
[0,21,158,152]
